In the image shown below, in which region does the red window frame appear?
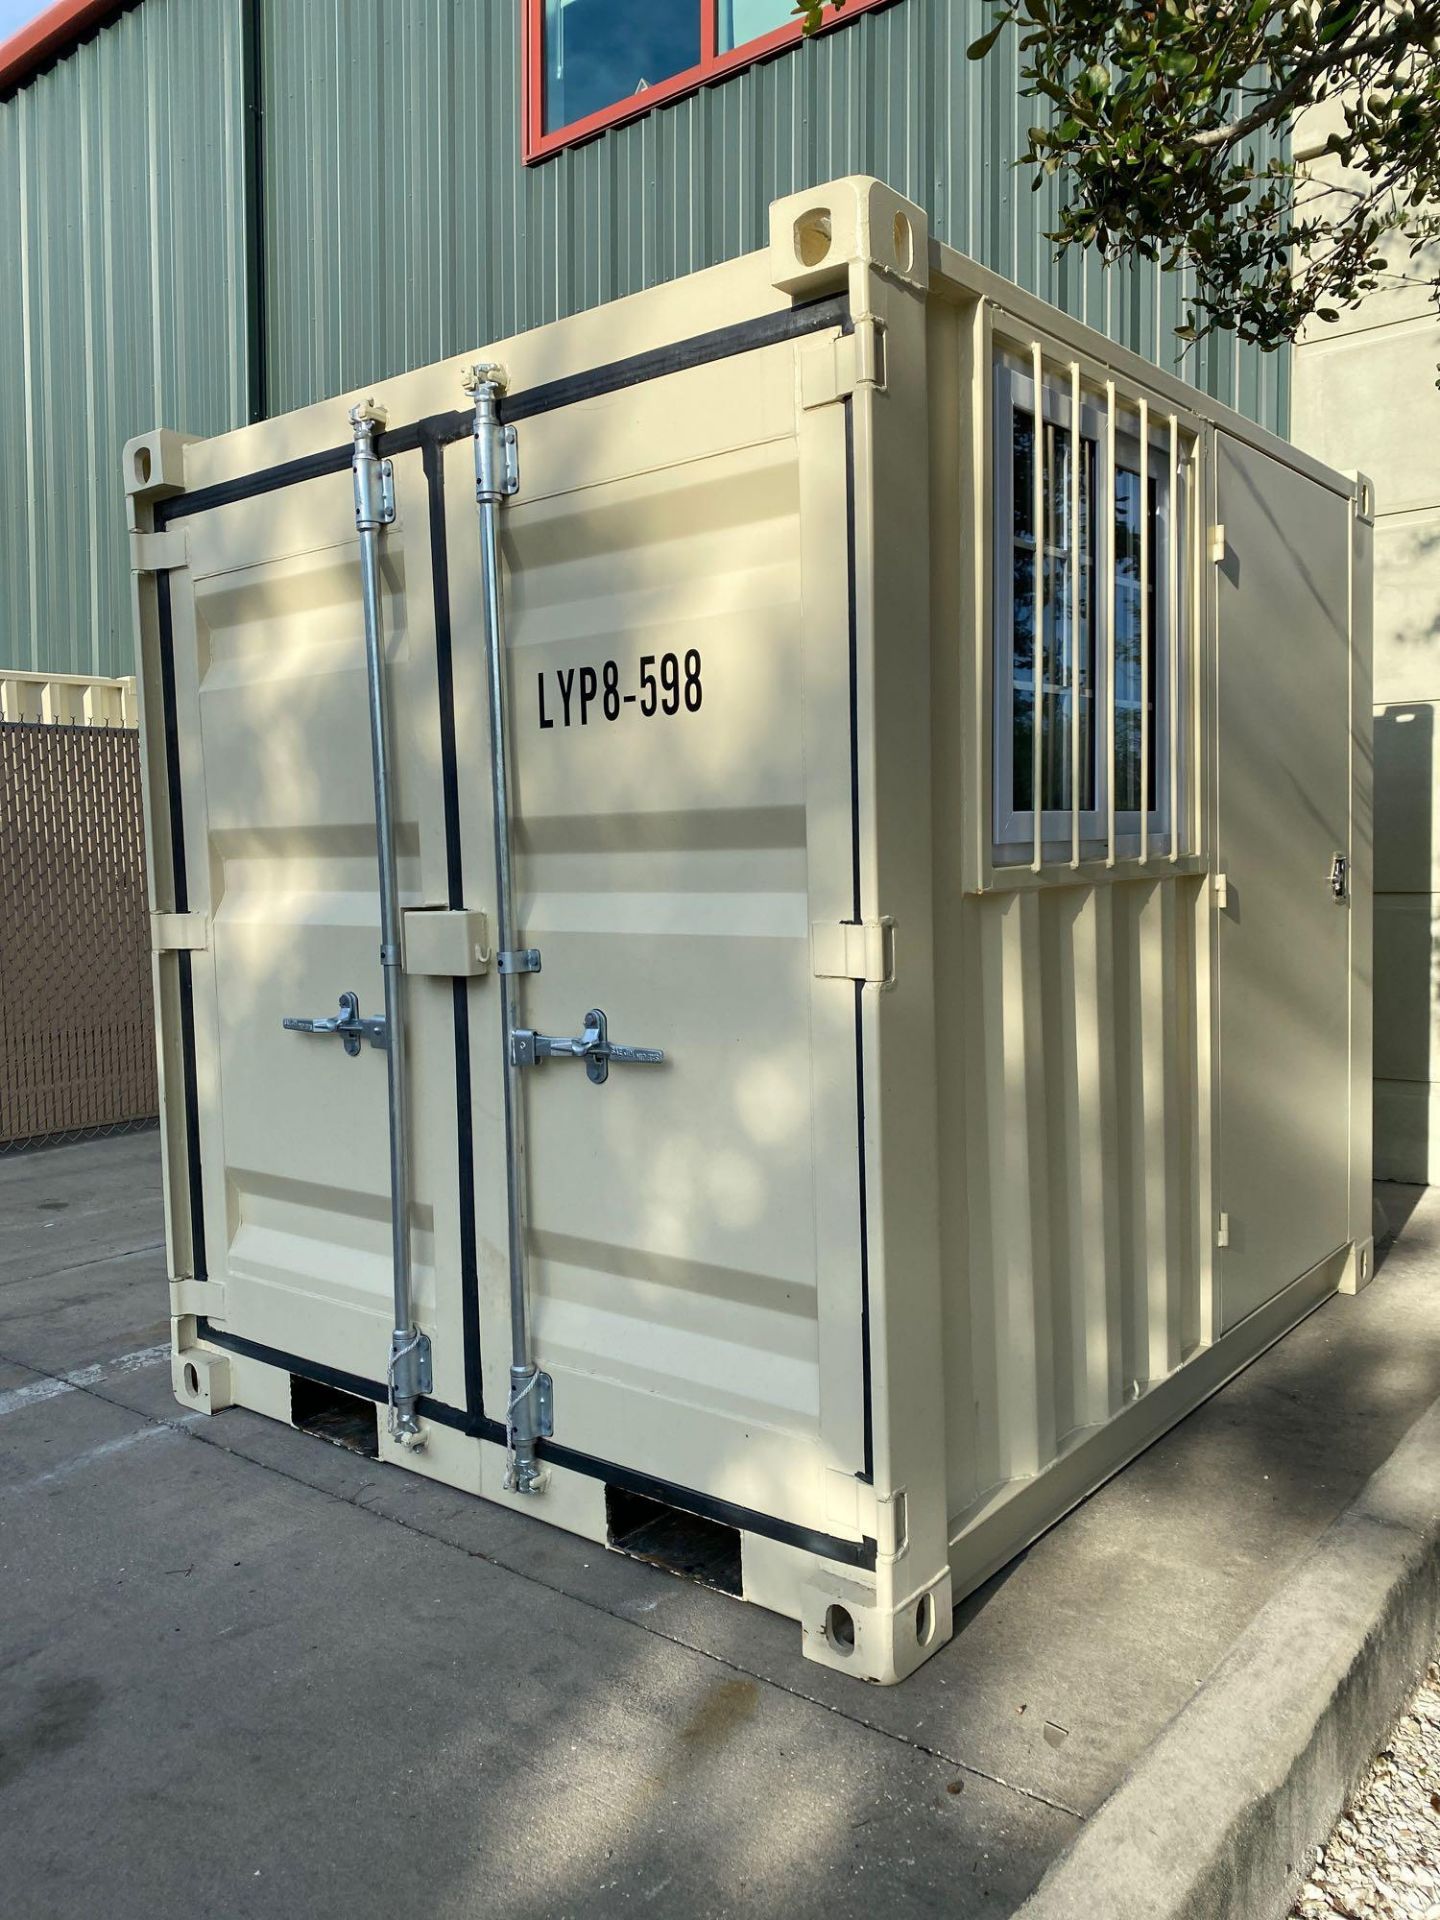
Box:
[522,0,894,164]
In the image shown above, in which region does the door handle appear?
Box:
[282,990,389,1057]
[510,1007,664,1085]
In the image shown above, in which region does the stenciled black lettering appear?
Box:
[545,655,706,726]
[660,651,680,716]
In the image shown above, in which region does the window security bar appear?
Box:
[992,339,1198,875]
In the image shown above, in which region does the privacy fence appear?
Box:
[0,719,157,1145]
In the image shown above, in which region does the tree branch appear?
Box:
[1189,19,1429,151]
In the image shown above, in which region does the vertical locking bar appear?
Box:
[351,400,427,1448]
[463,363,548,1496]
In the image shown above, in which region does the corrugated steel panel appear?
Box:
[0,0,248,680]
[946,877,1205,1513]
[258,0,1288,430]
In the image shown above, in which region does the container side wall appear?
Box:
[945,875,1204,1519]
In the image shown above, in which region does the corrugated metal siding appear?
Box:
[259,0,1288,431]
[0,0,249,680]
[947,876,1205,1516]
[2,0,1288,678]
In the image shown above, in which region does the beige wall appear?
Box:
[1292,112,1440,1183]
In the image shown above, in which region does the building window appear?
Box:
[993,357,1191,865]
[523,0,893,162]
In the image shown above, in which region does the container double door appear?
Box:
[165,321,873,1547]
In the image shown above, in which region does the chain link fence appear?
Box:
[0,720,157,1146]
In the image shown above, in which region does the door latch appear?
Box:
[510,1007,664,1085]
[282,990,388,1057]
[1330,852,1350,901]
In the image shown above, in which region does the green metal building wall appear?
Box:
[0,0,252,679]
[1,0,1289,680]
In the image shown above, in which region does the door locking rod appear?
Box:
[351,400,429,1448]
[464,362,552,1496]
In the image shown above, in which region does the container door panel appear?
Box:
[1215,435,1351,1328]
[460,340,868,1534]
[163,459,470,1407]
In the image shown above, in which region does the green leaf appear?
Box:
[966,19,1006,59]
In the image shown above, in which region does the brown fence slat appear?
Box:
[0,721,157,1145]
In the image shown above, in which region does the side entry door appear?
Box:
[1214,433,1354,1328]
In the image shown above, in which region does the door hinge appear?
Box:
[1212,872,1229,913]
[800,317,886,409]
[1208,523,1227,566]
[131,527,188,574]
[811,917,896,987]
[170,1277,226,1318]
[151,911,209,952]
[1216,1211,1231,1250]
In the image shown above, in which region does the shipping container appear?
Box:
[0,670,136,727]
[129,177,1372,1684]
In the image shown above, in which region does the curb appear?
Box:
[1014,1391,1440,1920]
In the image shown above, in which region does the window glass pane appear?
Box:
[1113,465,1160,814]
[718,0,796,50]
[1012,542,1035,810]
[544,0,701,131]
[1013,412,1034,543]
[1010,406,1097,816]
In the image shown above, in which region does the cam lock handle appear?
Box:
[510,1007,664,1085]
[282,990,388,1058]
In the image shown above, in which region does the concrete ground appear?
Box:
[2,1135,1439,1920]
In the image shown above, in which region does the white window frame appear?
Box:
[992,360,1185,864]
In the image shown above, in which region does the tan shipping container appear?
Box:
[129,177,1372,1685]
[0,670,136,728]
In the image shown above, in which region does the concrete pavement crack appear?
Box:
[0,1238,167,1289]
[0,1341,1085,1825]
